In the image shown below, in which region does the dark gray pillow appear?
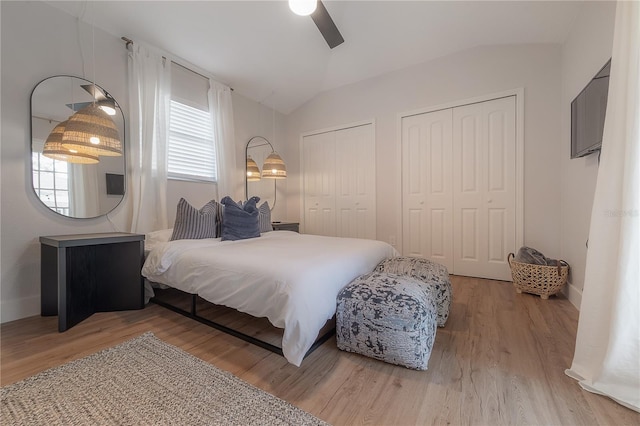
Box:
[220,196,261,241]
[170,198,218,241]
[258,201,273,233]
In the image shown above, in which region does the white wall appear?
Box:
[0,1,129,322]
[559,1,616,308]
[284,44,564,262]
[0,1,284,322]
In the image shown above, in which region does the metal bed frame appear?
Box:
[151,289,335,359]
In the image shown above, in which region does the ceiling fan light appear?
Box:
[289,0,317,16]
[98,100,117,116]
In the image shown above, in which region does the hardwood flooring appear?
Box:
[2,276,638,425]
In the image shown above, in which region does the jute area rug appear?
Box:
[1,332,328,426]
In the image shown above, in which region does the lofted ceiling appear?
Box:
[45,1,587,114]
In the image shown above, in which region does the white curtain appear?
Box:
[208,80,241,200]
[127,44,171,233]
[565,1,640,412]
[68,164,99,218]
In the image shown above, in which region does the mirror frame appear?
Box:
[30,75,126,219]
[245,136,276,207]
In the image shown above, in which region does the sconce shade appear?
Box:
[262,152,287,179]
[61,104,122,157]
[246,156,261,181]
[43,120,99,164]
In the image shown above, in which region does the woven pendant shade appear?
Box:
[262,152,287,179]
[43,120,99,164]
[62,104,122,157]
[246,156,261,181]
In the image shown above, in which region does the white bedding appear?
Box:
[142,231,397,366]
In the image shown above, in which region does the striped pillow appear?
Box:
[258,201,273,233]
[170,198,218,241]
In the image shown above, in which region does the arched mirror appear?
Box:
[245,136,282,208]
[30,76,125,218]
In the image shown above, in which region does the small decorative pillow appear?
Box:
[220,196,261,241]
[258,201,273,233]
[170,198,218,241]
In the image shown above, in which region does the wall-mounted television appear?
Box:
[571,59,611,159]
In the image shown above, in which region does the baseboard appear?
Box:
[1,295,40,323]
[563,283,583,311]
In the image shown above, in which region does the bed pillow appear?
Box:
[145,228,174,254]
[170,198,218,241]
[220,196,261,241]
[258,201,273,233]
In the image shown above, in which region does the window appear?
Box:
[168,100,217,181]
[167,62,217,182]
[32,152,70,215]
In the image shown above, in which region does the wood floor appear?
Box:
[2,276,638,425]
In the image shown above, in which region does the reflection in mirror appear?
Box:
[31,76,125,218]
[245,136,276,208]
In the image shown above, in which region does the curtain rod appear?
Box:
[121,36,233,91]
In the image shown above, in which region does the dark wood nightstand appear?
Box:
[40,232,145,332]
[271,222,299,233]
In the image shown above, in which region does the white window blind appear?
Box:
[168,100,217,182]
[167,62,217,182]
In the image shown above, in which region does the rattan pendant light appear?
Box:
[61,103,122,156]
[43,120,99,164]
[61,14,122,158]
[262,100,286,179]
[246,156,261,181]
[261,152,287,179]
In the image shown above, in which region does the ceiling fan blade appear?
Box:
[310,0,344,49]
[80,84,107,101]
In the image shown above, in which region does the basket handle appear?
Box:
[557,259,569,276]
[507,252,515,266]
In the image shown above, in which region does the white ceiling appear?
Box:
[46,1,586,114]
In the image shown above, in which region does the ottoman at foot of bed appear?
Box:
[375,256,452,327]
[336,272,438,370]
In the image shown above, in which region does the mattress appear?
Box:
[142,230,397,366]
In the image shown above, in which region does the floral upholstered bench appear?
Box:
[336,272,438,370]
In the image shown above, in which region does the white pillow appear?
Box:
[145,228,173,254]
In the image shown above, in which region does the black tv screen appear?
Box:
[106,173,124,195]
[571,59,611,158]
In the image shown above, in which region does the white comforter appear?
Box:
[142,231,397,366]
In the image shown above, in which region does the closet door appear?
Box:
[401,96,517,281]
[401,109,454,271]
[452,96,516,281]
[302,131,336,236]
[302,123,376,239]
[335,124,376,239]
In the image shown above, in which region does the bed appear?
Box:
[142,230,397,366]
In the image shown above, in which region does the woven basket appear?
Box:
[507,253,569,299]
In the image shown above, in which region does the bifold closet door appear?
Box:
[452,97,516,281]
[401,109,454,271]
[302,131,336,236]
[335,125,376,239]
[401,96,516,281]
[302,124,376,239]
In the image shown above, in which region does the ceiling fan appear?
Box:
[290,0,344,49]
[65,84,117,116]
